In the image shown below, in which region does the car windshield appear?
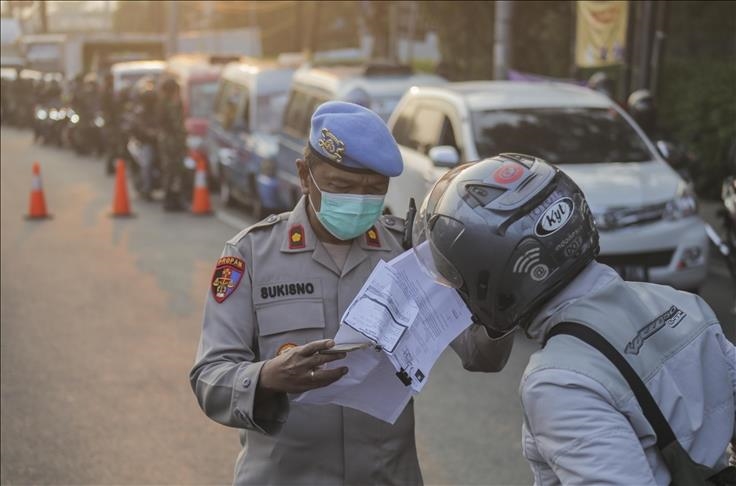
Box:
[371,96,402,121]
[255,92,288,133]
[189,80,219,118]
[472,107,652,164]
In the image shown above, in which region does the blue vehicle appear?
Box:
[274,63,446,210]
[206,59,295,217]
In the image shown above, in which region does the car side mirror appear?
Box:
[428,145,459,167]
[656,140,674,161]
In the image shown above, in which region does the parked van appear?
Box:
[206,58,296,217]
[273,62,446,210]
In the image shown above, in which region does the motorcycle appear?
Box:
[65,109,107,156]
[705,176,736,282]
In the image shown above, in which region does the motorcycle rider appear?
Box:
[101,73,119,175]
[157,78,187,211]
[130,83,160,200]
[413,154,735,485]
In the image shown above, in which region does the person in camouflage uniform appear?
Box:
[158,78,188,211]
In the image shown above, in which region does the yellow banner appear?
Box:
[576,1,629,67]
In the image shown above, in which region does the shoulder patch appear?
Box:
[288,224,306,249]
[226,213,284,245]
[211,256,245,303]
[379,214,405,233]
[365,225,381,247]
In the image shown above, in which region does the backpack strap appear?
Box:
[547,322,734,485]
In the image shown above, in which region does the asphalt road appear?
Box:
[1,127,734,485]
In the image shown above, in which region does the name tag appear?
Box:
[254,279,322,305]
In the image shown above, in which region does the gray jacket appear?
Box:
[521,262,735,485]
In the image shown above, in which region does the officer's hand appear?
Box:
[259,339,348,394]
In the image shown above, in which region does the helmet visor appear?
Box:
[412,215,465,289]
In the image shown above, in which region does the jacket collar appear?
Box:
[525,261,621,344]
[280,196,394,276]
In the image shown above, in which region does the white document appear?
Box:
[294,243,473,423]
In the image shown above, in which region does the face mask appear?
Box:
[308,169,385,241]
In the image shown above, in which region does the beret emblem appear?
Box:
[318,128,345,163]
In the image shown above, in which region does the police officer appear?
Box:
[190,101,514,485]
[413,154,736,485]
[157,78,187,211]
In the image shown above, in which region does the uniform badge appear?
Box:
[211,256,245,303]
[317,128,345,163]
[288,224,306,249]
[366,226,381,247]
[277,343,298,356]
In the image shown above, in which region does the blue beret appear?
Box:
[309,101,403,177]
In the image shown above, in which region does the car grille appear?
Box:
[597,249,675,268]
[595,202,667,231]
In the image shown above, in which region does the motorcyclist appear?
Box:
[157,78,187,211]
[412,153,736,485]
[101,73,119,175]
[129,83,160,200]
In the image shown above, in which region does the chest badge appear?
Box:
[211,256,245,303]
[288,224,306,249]
[366,226,381,247]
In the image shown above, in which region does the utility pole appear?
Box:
[166,0,178,58]
[493,1,512,80]
[38,0,47,33]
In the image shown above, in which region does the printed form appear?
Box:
[294,244,472,423]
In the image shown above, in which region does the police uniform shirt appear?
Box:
[190,196,514,485]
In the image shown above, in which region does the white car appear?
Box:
[384,81,708,291]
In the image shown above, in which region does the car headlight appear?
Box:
[187,135,204,151]
[663,184,698,220]
[70,114,80,124]
[94,116,105,128]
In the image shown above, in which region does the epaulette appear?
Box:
[227,213,286,245]
[378,214,405,233]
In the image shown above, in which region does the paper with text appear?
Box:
[294,243,473,422]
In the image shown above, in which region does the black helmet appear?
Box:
[587,71,615,98]
[627,89,656,134]
[160,77,179,95]
[412,154,599,333]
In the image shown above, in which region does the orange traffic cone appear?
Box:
[191,155,212,216]
[25,162,52,220]
[111,159,135,218]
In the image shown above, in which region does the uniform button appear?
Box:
[242,377,251,388]
[384,216,394,226]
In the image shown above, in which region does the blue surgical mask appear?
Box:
[308,169,385,241]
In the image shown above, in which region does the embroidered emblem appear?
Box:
[366,226,380,247]
[288,224,306,249]
[318,128,345,163]
[625,306,687,355]
[277,343,298,355]
[211,256,245,303]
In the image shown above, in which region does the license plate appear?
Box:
[614,265,649,282]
